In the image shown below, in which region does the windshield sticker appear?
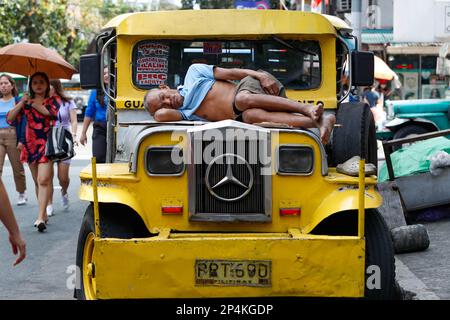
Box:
[135,42,169,86]
[203,42,222,55]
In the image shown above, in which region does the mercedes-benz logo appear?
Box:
[205,153,254,202]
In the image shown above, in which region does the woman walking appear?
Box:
[7,72,61,232]
[47,79,77,212]
[0,74,27,206]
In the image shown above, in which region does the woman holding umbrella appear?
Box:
[7,72,61,232]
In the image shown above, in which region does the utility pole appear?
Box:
[351,0,362,49]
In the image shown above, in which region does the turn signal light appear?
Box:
[162,206,183,215]
[280,208,301,216]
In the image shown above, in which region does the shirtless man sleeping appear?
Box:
[143,64,336,144]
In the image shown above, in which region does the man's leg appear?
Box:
[242,109,335,144]
[235,90,323,121]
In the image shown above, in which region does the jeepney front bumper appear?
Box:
[90,230,365,299]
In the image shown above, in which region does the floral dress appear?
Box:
[8,96,61,164]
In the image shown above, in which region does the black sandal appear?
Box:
[37,222,47,233]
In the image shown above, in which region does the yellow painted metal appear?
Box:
[91,157,100,237]
[79,131,382,235]
[82,232,96,300]
[92,231,365,299]
[358,159,366,239]
[103,10,339,36]
[322,14,352,31]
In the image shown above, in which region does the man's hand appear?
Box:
[9,232,26,266]
[257,72,279,96]
[79,132,87,146]
[213,66,279,95]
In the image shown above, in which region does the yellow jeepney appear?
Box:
[76,9,395,300]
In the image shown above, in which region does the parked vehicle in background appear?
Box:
[376,98,450,146]
[61,74,90,121]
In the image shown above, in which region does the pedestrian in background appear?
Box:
[79,66,109,163]
[47,79,78,213]
[0,177,26,266]
[7,72,61,233]
[362,86,380,109]
[0,74,27,206]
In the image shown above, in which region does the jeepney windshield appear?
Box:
[132,40,321,91]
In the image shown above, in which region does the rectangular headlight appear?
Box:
[146,146,184,176]
[277,145,314,175]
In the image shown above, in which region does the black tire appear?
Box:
[74,204,138,300]
[331,102,378,167]
[74,205,96,300]
[365,209,396,300]
[392,125,428,151]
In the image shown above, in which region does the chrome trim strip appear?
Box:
[100,36,117,103]
[275,144,315,176]
[129,124,328,176]
[187,120,271,134]
[188,123,272,223]
[337,35,352,104]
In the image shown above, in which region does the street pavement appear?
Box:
[0,124,92,300]
[0,130,448,299]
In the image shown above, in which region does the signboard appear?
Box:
[134,42,169,87]
[235,0,269,9]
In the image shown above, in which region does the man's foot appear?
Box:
[308,103,324,122]
[318,113,336,145]
[17,192,27,206]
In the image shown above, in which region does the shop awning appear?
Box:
[362,29,393,44]
[386,43,443,55]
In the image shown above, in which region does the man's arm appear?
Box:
[0,179,26,266]
[213,67,279,95]
[154,108,183,122]
[79,116,92,146]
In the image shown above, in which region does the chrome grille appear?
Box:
[196,140,265,214]
[189,129,271,222]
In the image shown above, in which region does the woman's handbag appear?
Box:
[45,113,75,161]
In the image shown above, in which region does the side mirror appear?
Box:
[351,51,374,86]
[79,54,101,89]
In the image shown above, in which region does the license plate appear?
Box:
[195,259,271,287]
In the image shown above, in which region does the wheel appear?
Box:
[75,205,97,300]
[392,125,428,151]
[74,204,148,300]
[331,102,378,167]
[365,209,396,299]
